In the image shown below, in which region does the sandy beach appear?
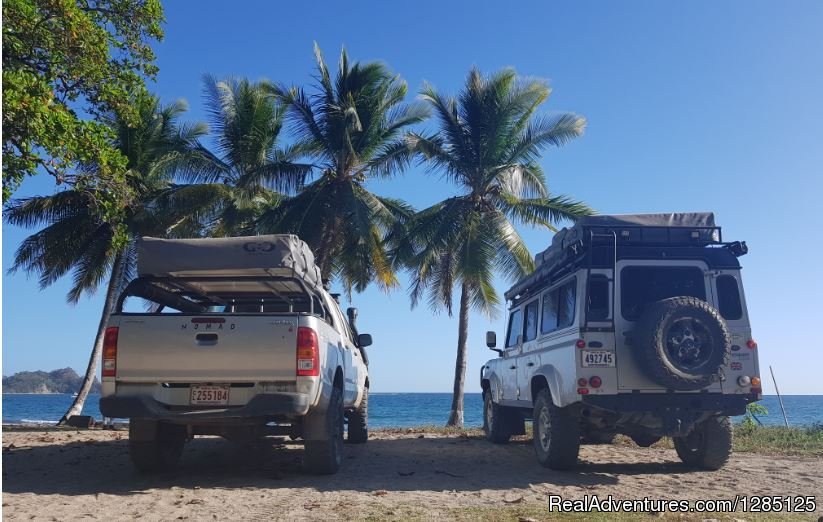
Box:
[2,427,821,521]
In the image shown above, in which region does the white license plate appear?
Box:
[190,385,230,405]
[582,350,615,367]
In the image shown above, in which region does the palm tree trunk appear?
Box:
[58,251,125,425]
[446,283,470,427]
[316,221,337,282]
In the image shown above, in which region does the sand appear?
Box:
[2,427,821,520]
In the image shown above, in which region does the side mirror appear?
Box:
[486,331,503,355]
[358,333,373,348]
[485,331,497,348]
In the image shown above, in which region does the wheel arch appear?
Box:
[530,365,566,407]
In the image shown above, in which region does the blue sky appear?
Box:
[3,1,823,394]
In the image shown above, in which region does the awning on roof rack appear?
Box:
[505,212,717,301]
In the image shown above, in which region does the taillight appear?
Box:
[746,339,758,349]
[102,327,118,377]
[589,376,602,388]
[296,327,319,377]
[576,339,586,349]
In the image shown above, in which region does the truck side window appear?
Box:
[506,309,523,347]
[558,281,576,328]
[716,275,742,320]
[587,276,610,321]
[523,300,539,342]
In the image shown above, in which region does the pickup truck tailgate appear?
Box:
[114,315,298,382]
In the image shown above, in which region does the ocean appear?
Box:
[2,393,821,427]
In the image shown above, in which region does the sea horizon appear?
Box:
[4,393,822,428]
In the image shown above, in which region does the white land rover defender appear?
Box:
[100,235,372,475]
[481,213,760,470]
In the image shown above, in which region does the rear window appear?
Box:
[716,275,743,320]
[621,266,706,321]
[586,276,610,321]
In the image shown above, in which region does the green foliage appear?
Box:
[262,44,427,292]
[2,0,164,203]
[734,423,823,456]
[2,368,101,394]
[399,67,592,316]
[741,401,769,427]
[5,92,227,302]
[178,76,312,236]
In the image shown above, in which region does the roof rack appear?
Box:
[504,212,746,303]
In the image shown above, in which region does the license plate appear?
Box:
[582,350,615,367]
[190,385,230,405]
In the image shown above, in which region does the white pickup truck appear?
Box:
[99,235,372,474]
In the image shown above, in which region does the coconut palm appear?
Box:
[5,91,229,423]
[399,68,593,426]
[260,44,428,292]
[178,76,312,235]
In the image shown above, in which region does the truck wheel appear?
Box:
[532,389,580,470]
[304,384,344,474]
[347,387,368,444]
[635,297,731,391]
[674,416,732,470]
[128,420,186,473]
[483,391,513,443]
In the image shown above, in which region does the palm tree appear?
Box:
[400,68,593,427]
[260,44,428,292]
[179,76,312,236]
[5,91,228,423]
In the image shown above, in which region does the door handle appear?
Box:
[196,333,218,344]
[509,365,516,370]
[527,362,535,367]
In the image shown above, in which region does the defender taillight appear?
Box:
[576,339,586,349]
[296,327,319,377]
[102,327,118,377]
[589,376,602,388]
[746,339,757,349]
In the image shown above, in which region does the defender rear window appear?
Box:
[523,300,539,342]
[716,275,743,320]
[586,276,610,321]
[621,266,706,321]
[506,309,523,347]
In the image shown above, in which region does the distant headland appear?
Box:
[2,368,101,394]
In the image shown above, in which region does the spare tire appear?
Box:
[634,296,730,390]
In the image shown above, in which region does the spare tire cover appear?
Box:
[634,296,731,391]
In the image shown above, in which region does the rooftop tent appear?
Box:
[504,212,718,301]
[136,235,324,297]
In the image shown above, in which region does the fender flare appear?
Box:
[531,365,568,408]
[481,370,504,403]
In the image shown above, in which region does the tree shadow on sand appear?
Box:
[2,433,695,497]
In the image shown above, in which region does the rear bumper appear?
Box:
[100,393,310,423]
[582,393,759,417]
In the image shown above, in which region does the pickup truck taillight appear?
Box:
[296,327,319,377]
[102,327,119,377]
